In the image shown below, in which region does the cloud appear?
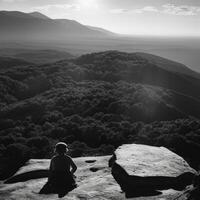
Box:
[1,0,25,2]
[1,0,14,2]
[110,6,158,14]
[162,4,200,16]
[110,4,200,16]
[110,8,129,14]
[34,4,81,13]
[134,6,158,14]
[34,1,99,13]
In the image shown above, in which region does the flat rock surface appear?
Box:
[0,145,196,199]
[115,144,196,177]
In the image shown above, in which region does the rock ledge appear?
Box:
[110,144,196,198]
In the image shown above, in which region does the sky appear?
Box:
[0,0,200,36]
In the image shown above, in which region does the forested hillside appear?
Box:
[1,51,200,179]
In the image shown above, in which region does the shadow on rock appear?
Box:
[39,171,77,198]
[39,179,77,198]
[4,169,77,198]
[187,174,200,200]
[109,155,195,198]
[4,169,49,184]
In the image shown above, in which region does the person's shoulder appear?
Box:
[51,155,58,161]
[64,154,73,161]
[65,154,72,159]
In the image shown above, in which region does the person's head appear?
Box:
[55,142,68,155]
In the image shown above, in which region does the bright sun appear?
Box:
[78,0,98,9]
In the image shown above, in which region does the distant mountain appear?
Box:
[75,51,200,99]
[54,18,105,36]
[136,52,200,80]
[0,56,32,71]
[0,48,75,64]
[28,12,50,20]
[14,49,74,64]
[86,25,116,36]
[0,10,199,74]
[0,11,113,41]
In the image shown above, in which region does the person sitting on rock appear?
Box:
[40,142,77,198]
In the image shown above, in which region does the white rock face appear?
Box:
[0,144,196,200]
[0,156,122,200]
[115,144,196,177]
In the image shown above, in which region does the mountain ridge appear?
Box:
[136,52,200,80]
[28,12,51,20]
[1,51,200,121]
[0,56,33,70]
[0,10,114,41]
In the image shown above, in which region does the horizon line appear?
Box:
[1,9,200,38]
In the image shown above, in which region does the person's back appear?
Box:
[49,142,77,174]
[50,154,72,172]
[40,142,77,198]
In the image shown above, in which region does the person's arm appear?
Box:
[49,159,53,171]
[48,159,53,182]
[70,157,77,174]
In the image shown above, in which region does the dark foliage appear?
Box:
[1,51,200,179]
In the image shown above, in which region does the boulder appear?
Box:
[110,144,197,198]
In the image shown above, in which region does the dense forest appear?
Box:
[0,51,200,179]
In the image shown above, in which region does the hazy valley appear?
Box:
[0,9,200,200]
[0,11,200,72]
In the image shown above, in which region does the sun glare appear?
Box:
[78,0,98,9]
